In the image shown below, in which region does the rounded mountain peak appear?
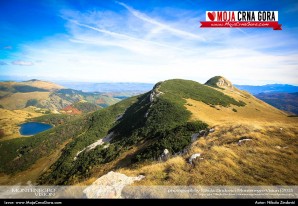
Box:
[205,76,234,90]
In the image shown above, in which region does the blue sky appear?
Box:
[0,0,298,85]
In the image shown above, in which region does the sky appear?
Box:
[0,0,298,85]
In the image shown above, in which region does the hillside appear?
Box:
[0,77,297,187]
[0,79,63,97]
[0,108,44,141]
[0,80,121,141]
[0,80,125,111]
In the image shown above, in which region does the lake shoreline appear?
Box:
[19,122,53,136]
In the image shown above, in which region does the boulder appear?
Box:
[189,153,201,164]
[163,149,169,155]
[199,130,206,135]
[238,138,252,145]
[83,171,145,198]
[159,149,170,161]
[191,133,200,142]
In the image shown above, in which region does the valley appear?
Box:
[0,80,138,141]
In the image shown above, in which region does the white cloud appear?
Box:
[11,60,34,66]
[115,1,206,41]
[3,2,298,85]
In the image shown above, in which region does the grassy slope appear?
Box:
[119,123,298,186]
[38,96,138,184]
[116,81,298,186]
[72,101,101,113]
[0,140,70,185]
[0,108,44,141]
[0,81,121,110]
[160,79,245,107]
[0,80,63,92]
[187,84,290,125]
[0,96,138,184]
[22,80,64,91]
[0,92,51,110]
[39,79,248,185]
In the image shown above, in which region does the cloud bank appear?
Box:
[1,1,298,85]
[11,60,34,66]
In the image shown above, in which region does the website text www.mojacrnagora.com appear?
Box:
[3,201,62,205]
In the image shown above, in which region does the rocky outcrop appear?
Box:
[216,77,234,90]
[189,153,203,164]
[83,171,145,198]
[149,83,164,103]
[191,128,214,142]
[74,132,114,160]
[205,76,235,91]
[238,138,252,145]
[191,133,200,142]
[158,149,170,161]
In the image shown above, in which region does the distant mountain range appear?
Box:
[0,80,132,112]
[234,84,298,115]
[1,79,298,115]
[57,82,154,93]
[235,84,298,95]
[255,92,298,115]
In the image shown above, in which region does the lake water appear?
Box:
[20,122,53,135]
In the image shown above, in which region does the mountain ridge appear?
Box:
[0,77,297,186]
[0,80,126,111]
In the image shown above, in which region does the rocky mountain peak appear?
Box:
[205,76,234,90]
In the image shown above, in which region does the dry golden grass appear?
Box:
[0,80,63,92]
[0,108,43,142]
[0,92,50,110]
[22,80,64,91]
[118,123,298,186]
[116,88,298,186]
[185,85,295,125]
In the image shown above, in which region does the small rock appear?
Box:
[159,149,170,161]
[150,92,155,102]
[189,153,201,164]
[238,138,252,145]
[144,111,149,118]
[163,149,169,155]
[209,128,215,133]
[191,133,200,142]
[199,130,206,135]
